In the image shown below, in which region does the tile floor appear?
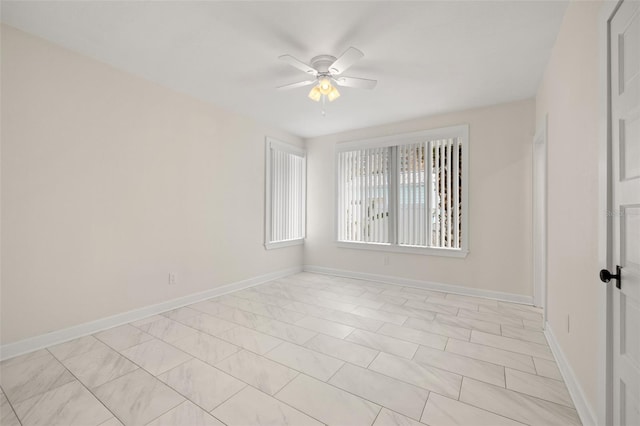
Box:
[0,273,581,426]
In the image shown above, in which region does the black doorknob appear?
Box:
[600,265,622,289]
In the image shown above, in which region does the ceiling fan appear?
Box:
[277,47,377,103]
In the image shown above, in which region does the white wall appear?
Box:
[305,99,535,298]
[535,0,602,413]
[0,25,304,344]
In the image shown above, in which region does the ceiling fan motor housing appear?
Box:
[310,55,338,75]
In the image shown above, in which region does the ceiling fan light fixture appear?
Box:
[308,86,322,102]
[327,86,341,102]
[318,78,332,95]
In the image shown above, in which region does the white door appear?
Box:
[610,1,640,424]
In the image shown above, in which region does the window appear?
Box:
[265,138,306,249]
[336,125,468,257]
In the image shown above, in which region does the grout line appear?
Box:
[1,386,23,426]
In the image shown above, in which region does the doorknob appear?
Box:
[600,265,622,289]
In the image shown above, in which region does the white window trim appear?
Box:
[334,124,469,258]
[264,137,306,250]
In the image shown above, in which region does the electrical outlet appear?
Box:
[169,273,177,286]
[384,255,390,266]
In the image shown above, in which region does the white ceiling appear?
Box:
[1,1,568,138]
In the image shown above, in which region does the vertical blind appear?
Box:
[337,136,463,250]
[267,142,305,244]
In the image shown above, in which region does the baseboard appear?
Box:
[303,265,533,305]
[544,322,597,426]
[0,266,302,361]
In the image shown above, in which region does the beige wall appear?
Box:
[0,25,304,344]
[535,0,602,412]
[305,99,535,297]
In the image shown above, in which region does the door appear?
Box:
[610,1,640,424]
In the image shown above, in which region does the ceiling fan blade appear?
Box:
[329,47,364,75]
[279,55,318,76]
[277,80,316,90]
[334,76,377,89]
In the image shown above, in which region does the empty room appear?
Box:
[1,1,638,425]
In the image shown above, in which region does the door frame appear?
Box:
[597,1,622,425]
[532,116,547,322]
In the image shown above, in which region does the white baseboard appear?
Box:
[0,266,302,361]
[544,322,597,426]
[303,265,533,305]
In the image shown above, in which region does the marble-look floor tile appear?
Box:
[372,408,424,426]
[404,300,459,316]
[94,324,154,351]
[318,309,385,332]
[377,323,449,350]
[329,364,429,420]
[171,331,239,366]
[414,345,505,387]
[347,329,419,359]
[445,339,536,373]
[212,385,323,426]
[351,306,408,325]
[146,401,223,426]
[400,287,447,299]
[480,305,543,322]
[214,326,283,355]
[404,317,471,340]
[254,318,317,345]
[215,350,298,395]
[177,313,237,336]
[505,368,573,407]
[98,417,124,426]
[93,369,184,426]
[421,392,524,426]
[217,296,305,323]
[13,380,112,426]
[424,296,479,311]
[276,374,380,426]
[460,378,580,426]
[458,309,524,327]
[369,352,462,399]
[304,333,379,368]
[210,307,270,329]
[121,339,192,375]
[281,301,335,317]
[0,351,75,404]
[158,358,245,411]
[533,357,562,380]
[189,300,236,317]
[62,345,138,389]
[362,292,408,306]
[435,313,501,335]
[378,303,437,321]
[130,314,165,327]
[235,289,299,308]
[264,342,344,381]
[471,331,553,360]
[48,336,108,361]
[523,319,544,330]
[381,289,428,302]
[161,307,201,322]
[445,293,499,307]
[296,316,355,339]
[136,317,198,343]
[1,389,22,426]
[501,325,547,345]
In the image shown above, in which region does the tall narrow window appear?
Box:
[336,125,468,257]
[265,138,306,249]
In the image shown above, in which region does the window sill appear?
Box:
[336,241,469,258]
[265,239,304,250]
